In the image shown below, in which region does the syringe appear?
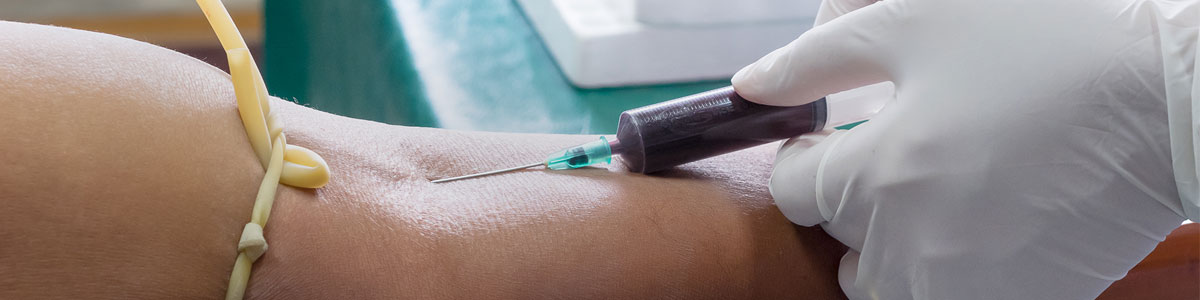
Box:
[431,86,827,183]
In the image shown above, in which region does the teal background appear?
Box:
[263,0,729,134]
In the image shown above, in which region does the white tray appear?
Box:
[517,0,817,88]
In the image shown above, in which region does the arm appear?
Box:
[254,108,849,299]
[0,21,847,299]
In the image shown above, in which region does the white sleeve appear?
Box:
[1159,0,1200,220]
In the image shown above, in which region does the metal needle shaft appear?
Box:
[431,162,545,183]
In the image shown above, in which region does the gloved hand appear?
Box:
[732,0,1198,299]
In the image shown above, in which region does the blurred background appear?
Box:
[1,0,816,134]
[0,0,263,71]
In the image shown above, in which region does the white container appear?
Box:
[636,0,822,26]
[517,0,819,88]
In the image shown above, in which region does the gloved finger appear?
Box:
[731,0,905,107]
[769,129,847,226]
[815,0,880,26]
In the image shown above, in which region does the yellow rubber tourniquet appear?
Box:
[195,1,331,299]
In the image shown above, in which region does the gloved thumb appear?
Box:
[732,0,904,107]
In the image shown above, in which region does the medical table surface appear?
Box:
[263,0,728,134]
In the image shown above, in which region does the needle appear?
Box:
[431,162,545,183]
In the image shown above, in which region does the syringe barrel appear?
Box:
[615,86,826,173]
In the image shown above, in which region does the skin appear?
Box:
[0,21,848,299]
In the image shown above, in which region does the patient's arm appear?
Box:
[257,111,848,299]
[0,21,847,299]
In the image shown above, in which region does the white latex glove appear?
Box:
[731,0,1199,299]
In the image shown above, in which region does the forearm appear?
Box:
[251,109,848,298]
